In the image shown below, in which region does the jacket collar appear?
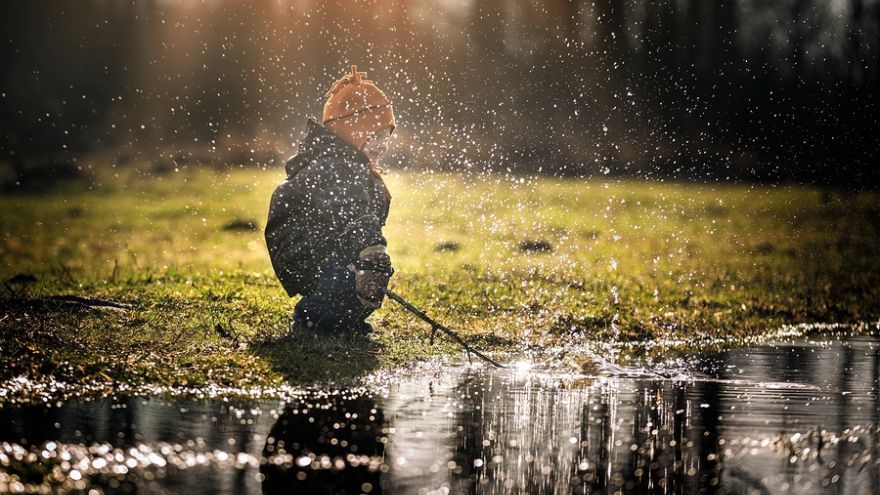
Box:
[285,117,372,178]
[303,117,370,166]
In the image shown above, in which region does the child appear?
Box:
[265,66,395,337]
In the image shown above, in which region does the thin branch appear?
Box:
[386,289,504,368]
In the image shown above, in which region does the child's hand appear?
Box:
[348,245,393,308]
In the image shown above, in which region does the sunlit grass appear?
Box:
[1,165,878,398]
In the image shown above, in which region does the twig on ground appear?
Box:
[46,295,133,311]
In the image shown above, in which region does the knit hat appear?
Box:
[323,65,395,150]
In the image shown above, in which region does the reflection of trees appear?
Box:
[443,371,728,494]
[0,401,63,445]
[0,397,139,446]
[694,381,721,494]
[574,381,722,494]
[260,394,387,495]
[446,369,589,492]
[577,389,611,490]
[447,370,489,492]
[831,345,856,492]
[873,342,879,490]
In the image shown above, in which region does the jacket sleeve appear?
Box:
[297,159,386,255]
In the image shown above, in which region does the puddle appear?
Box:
[2,335,879,494]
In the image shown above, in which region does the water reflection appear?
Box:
[1,336,878,494]
[381,369,727,494]
[261,395,387,494]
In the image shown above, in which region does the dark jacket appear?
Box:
[265,118,391,297]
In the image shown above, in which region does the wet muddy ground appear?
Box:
[2,334,879,494]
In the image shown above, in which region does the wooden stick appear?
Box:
[385,289,504,368]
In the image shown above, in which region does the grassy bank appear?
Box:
[1,164,879,398]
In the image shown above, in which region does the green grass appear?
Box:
[1,164,879,400]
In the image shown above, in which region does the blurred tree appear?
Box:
[847,0,866,86]
[470,0,506,57]
[594,0,628,64]
[788,0,813,80]
[712,0,738,80]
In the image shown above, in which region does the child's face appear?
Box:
[361,127,393,163]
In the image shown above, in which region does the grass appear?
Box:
[1,163,879,400]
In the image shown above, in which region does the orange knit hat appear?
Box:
[323,65,395,150]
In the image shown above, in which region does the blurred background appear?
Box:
[1,0,878,190]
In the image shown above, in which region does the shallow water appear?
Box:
[1,335,879,494]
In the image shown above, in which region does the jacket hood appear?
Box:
[285,117,369,178]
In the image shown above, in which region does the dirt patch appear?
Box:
[434,241,460,252]
[517,240,553,253]
[222,219,259,232]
